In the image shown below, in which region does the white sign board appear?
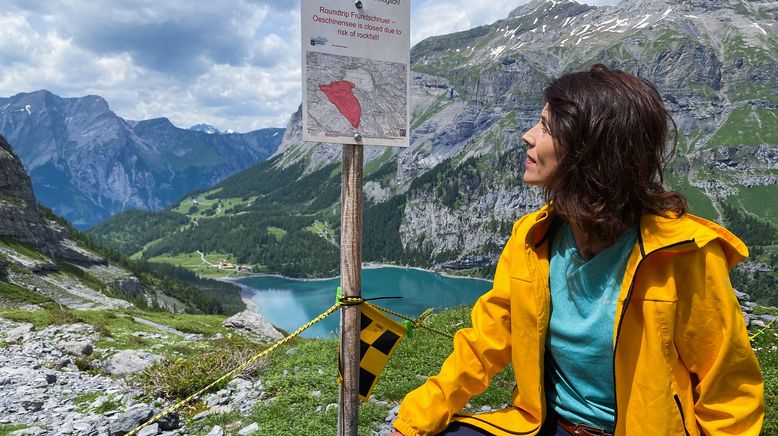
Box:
[301,0,410,147]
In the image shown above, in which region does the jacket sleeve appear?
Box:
[392,220,522,436]
[674,240,764,435]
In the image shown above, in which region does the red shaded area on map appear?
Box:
[319,81,361,128]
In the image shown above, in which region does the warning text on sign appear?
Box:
[313,7,403,41]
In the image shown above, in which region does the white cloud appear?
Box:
[411,0,519,46]
[0,0,617,133]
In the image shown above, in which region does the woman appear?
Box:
[389,65,764,436]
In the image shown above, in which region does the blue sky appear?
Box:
[0,0,616,132]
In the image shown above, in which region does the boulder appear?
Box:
[5,323,35,342]
[238,422,259,436]
[136,423,158,436]
[757,314,777,324]
[57,341,94,357]
[222,311,283,342]
[102,350,162,376]
[109,404,155,436]
[157,409,180,431]
[21,400,44,412]
[207,426,225,436]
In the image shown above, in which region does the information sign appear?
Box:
[301,0,410,146]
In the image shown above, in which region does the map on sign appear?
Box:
[301,0,410,146]
[306,52,407,141]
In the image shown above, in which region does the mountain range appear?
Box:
[6,0,778,304]
[0,90,284,228]
[0,132,244,314]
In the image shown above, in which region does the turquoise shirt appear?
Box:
[545,222,638,431]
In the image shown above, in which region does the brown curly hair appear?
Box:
[542,64,687,242]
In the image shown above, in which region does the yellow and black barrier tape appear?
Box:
[750,315,777,341]
[371,304,453,340]
[127,301,343,436]
[127,295,449,435]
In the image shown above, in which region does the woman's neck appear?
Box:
[569,222,629,260]
[568,220,639,260]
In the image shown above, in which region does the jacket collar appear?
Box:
[525,205,748,268]
[638,212,748,268]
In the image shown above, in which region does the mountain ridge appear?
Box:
[85,0,778,307]
[0,132,247,314]
[0,90,284,228]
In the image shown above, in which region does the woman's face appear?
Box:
[522,104,559,187]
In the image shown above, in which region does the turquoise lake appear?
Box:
[239,267,492,338]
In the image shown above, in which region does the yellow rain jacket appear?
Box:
[394,206,764,436]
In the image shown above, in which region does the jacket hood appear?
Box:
[524,205,749,269]
[639,213,748,268]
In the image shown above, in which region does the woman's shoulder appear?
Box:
[640,211,748,266]
[511,204,553,233]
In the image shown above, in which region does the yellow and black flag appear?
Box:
[339,302,407,400]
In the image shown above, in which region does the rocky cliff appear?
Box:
[0,135,61,246]
[272,0,778,267]
[0,134,248,313]
[0,134,139,310]
[0,134,104,266]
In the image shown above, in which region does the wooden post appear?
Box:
[338,143,363,436]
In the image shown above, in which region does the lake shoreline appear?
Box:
[216,264,492,315]
[217,262,492,285]
[214,277,261,312]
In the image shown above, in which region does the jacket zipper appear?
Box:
[674,394,691,436]
[610,238,695,435]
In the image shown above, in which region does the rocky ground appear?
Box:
[0,289,773,436]
[0,310,296,436]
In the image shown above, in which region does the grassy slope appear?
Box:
[146,252,245,278]
[4,302,772,435]
[708,108,778,148]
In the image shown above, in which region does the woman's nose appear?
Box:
[522,128,534,148]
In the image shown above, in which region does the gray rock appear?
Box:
[72,421,94,433]
[102,350,162,376]
[238,422,259,436]
[8,427,47,436]
[57,421,75,434]
[157,410,180,431]
[192,405,234,421]
[137,423,159,436]
[757,314,777,324]
[22,400,44,412]
[90,396,109,410]
[5,324,35,343]
[207,426,224,436]
[233,391,248,403]
[110,404,155,436]
[222,311,283,342]
[376,403,401,435]
[57,341,94,357]
[204,393,224,407]
[228,377,252,392]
